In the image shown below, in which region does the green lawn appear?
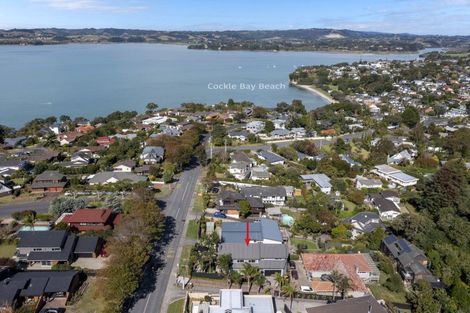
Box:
[0,243,16,258]
[69,278,106,313]
[341,200,357,212]
[291,238,318,252]
[167,298,185,313]
[369,271,408,304]
[178,245,193,276]
[186,220,199,240]
[192,185,206,213]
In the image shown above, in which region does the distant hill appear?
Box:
[1,27,469,52]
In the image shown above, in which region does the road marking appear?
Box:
[142,293,151,313]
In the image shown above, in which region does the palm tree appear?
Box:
[23,213,36,231]
[226,270,237,289]
[232,271,244,288]
[241,263,261,293]
[281,283,296,310]
[336,276,351,299]
[328,270,344,301]
[274,272,288,296]
[254,274,267,294]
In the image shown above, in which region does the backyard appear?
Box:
[0,243,16,258]
[167,298,185,313]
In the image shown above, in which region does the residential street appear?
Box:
[126,162,201,313]
[0,197,53,218]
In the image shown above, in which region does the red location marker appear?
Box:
[245,222,250,246]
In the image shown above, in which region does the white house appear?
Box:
[228,162,250,180]
[355,176,383,189]
[301,174,332,194]
[245,121,265,134]
[272,119,287,129]
[142,115,169,125]
[372,164,418,187]
[140,146,165,164]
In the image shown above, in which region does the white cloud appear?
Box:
[31,0,147,13]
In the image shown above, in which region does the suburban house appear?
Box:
[219,219,288,275]
[218,242,288,275]
[216,190,245,217]
[60,150,93,168]
[372,164,419,187]
[245,121,265,134]
[88,172,147,185]
[228,162,251,180]
[113,160,136,172]
[305,295,387,313]
[368,192,401,221]
[2,137,27,149]
[355,176,383,189]
[190,289,275,313]
[96,136,116,147]
[382,235,442,287]
[57,131,81,146]
[16,231,100,268]
[256,150,285,165]
[301,253,379,298]
[301,173,332,194]
[291,127,307,138]
[142,115,169,125]
[231,152,255,166]
[0,159,30,172]
[228,130,250,141]
[387,150,414,165]
[270,129,292,139]
[272,118,287,129]
[0,271,81,310]
[221,219,283,244]
[340,154,360,167]
[61,208,121,232]
[249,165,270,181]
[31,170,68,193]
[0,182,12,197]
[241,186,287,206]
[345,212,384,239]
[140,146,165,164]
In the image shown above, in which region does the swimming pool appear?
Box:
[19,225,50,231]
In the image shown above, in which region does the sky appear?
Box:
[0,0,470,35]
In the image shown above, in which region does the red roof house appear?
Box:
[62,208,121,232]
[96,136,116,147]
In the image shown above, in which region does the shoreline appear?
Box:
[290,81,337,104]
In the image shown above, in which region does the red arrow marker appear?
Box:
[245,222,250,246]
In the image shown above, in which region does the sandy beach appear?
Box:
[290,82,337,104]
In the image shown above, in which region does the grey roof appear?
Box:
[305,295,387,313]
[388,171,418,183]
[3,137,27,147]
[257,150,285,164]
[373,197,400,213]
[241,186,286,199]
[34,170,66,182]
[0,270,79,299]
[0,159,26,168]
[27,234,77,262]
[113,159,136,169]
[74,236,100,254]
[221,219,282,243]
[346,212,380,224]
[141,146,164,158]
[17,230,68,249]
[270,129,291,136]
[229,130,250,138]
[219,242,288,260]
[0,182,12,194]
[231,152,253,164]
[88,171,147,184]
[310,173,332,189]
[247,197,264,208]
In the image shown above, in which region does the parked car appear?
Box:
[289,261,296,270]
[300,285,313,292]
[214,212,227,218]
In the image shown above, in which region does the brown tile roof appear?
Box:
[62,208,113,224]
[301,253,372,293]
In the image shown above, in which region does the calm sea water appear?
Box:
[0,44,426,127]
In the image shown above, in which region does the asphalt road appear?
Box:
[0,198,52,218]
[127,163,201,313]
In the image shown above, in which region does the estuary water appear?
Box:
[0,43,426,127]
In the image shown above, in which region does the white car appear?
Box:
[300,285,313,292]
